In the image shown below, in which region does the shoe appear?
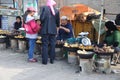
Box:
[28,58,37,62]
[50,59,54,64]
[42,62,47,65]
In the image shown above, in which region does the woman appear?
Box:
[23,7,40,62]
[14,16,22,30]
[104,21,120,64]
[104,21,120,47]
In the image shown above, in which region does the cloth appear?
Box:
[28,39,36,59]
[25,15,38,39]
[40,6,60,35]
[46,0,56,15]
[57,23,73,41]
[104,30,120,47]
[14,21,22,30]
[92,19,106,35]
[41,34,56,63]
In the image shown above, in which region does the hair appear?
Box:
[16,16,21,20]
[115,14,120,25]
[22,10,32,23]
[105,21,118,36]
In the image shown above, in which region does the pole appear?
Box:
[97,0,104,44]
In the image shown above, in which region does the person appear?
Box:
[104,21,120,47]
[23,7,40,62]
[56,16,73,42]
[104,21,120,65]
[115,13,120,26]
[40,0,60,65]
[14,16,22,30]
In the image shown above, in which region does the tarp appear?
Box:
[60,4,100,20]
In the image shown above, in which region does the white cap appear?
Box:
[61,16,68,20]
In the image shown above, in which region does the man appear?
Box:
[40,0,60,65]
[57,16,73,41]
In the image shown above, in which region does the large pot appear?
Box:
[0,36,6,43]
[77,51,94,59]
[0,38,6,43]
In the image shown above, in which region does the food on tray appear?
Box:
[0,35,6,38]
[70,43,79,48]
[14,35,24,38]
[37,36,42,39]
[0,30,10,34]
[64,42,69,47]
[77,49,87,54]
[36,40,42,43]
[79,44,93,50]
[94,44,114,53]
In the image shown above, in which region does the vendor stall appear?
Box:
[60,4,103,42]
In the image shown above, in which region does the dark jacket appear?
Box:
[57,23,73,41]
[14,21,22,30]
[40,6,60,35]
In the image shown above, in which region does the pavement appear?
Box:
[0,49,120,80]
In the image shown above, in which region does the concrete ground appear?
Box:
[0,49,120,80]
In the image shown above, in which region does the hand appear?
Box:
[56,40,61,44]
[59,26,64,29]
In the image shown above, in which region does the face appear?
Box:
[16,18,21,23]
[36,20,41,24]
[30,11,35,16]
[61,19,67,25]
[105,26,108,31]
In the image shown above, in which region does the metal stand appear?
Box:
[94,55,112,74]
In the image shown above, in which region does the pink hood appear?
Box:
[46,0,56,15]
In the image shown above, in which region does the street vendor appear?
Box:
[104,21,120,65]
[56,16,73,43]
[14,16,22,30]
[104,21,120,47]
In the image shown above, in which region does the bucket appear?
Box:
[18,40,26,52]
[80,59,93,74]
[10,39,18,50]
[68,52,78,65]
[55,48,63,60]
[0,43,6,50]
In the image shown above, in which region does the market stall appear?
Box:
[60,4,102,42]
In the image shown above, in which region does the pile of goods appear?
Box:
[0,30,10,35]
[94,44,114,53]
[77,49,87,54]
[79,44,93,50]
[36,36,42,44]
[14,35,24,39]
[0,35,6,38]
[0,35,6,43]
[64,42,79,48]
[64,38,79,48]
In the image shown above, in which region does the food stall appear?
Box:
[60,4,116,74]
